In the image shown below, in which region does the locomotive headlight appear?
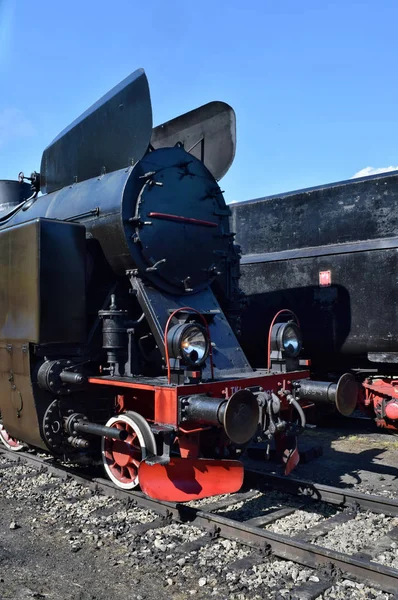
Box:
[167,323,210,366]
[271,321,302,358]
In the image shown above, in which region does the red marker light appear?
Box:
[319,270,331,287]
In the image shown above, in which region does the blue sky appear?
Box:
[1,0,398,202]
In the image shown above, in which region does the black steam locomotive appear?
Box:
[230,173,398,430]
[0,69,356,500]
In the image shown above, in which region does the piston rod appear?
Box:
[71,419,128,441]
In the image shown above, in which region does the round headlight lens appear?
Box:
[271,321,302,358]
[168,323,210,366]
[180,326,208,364]
[282,323,302,357]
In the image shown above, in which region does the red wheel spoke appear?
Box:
[130,458,141,470]
[125,433,137,445]
[0,423,24,451]
[126,464,138,479]
[101,413,155,490]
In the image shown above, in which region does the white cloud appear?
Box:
[0,107,36,148]
[351,166,398,179]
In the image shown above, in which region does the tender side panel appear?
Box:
[238,249,398,368]
[230,173,398,255]
[230,173,398,368]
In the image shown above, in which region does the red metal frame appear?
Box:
[90,370,312,499]
[89,370,310,427]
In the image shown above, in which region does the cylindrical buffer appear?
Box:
[295,373,359,417]
[295,380,337,404]
[180,395,225,425]
[179,389,259,445]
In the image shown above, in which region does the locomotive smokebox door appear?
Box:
[0,218,86,448]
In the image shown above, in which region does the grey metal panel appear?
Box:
[0,220,40,341]
[132,279,253,377]
[240,236,398,265]
[40,69,152,193]
[151,101,236,181]
[231,172,398,256]
[0,343,44,449]
[0,219,86,343]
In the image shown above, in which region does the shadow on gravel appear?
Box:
[244,442,397,493]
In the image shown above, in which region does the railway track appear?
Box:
[0,447,397,598]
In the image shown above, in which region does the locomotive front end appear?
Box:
[0,68,349,502]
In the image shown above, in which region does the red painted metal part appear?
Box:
[138,458,244,501]
[88,371,310,427]
[0,424,24,451]
[361,378,398,430]
[103,421,142,485]
[89,371,311,499]
[148,212,218,228]
[88,371,310,394]
[284,447,300,476]
[385,401,398,420]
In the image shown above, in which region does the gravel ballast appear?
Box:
[0,422,397,600]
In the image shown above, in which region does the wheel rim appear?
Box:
[101,412,156,490]
[0,423,25,451]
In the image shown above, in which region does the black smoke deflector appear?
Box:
[40,68,153,194]
[151,101,236,181]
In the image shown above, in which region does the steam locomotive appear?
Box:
[0,69,357,501]
[230,172,398,431]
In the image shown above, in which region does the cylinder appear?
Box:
[98,296,128,351]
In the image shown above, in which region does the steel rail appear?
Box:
[1,448,397,594]
[244,469,398,517]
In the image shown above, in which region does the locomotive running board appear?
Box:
[138,458,244,502]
